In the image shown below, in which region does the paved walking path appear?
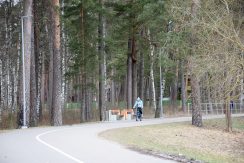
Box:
[0,114,243,163]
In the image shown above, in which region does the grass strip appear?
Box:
[100,117,244,163]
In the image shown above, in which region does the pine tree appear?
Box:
[51,0,62,126]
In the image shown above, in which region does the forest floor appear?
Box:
[99,117,244,163]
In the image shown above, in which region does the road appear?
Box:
[0,115,243,163]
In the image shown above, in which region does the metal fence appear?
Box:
[187,103,244,115]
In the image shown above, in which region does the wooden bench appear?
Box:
[108,109,134,121]
[108,109,120,121]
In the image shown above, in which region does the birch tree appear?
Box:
[0,0,20,125]
[148,30,157,111]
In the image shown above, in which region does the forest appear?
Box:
[0,0,243,130]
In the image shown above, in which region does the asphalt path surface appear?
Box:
[0,115,243,163]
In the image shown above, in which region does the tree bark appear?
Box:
[111,68,116,106]
[40,59,46,122]
[17,45,23,127]
[189,65,202,127]
[98,0,106,121]
[138,29,145,100]
[79,4,86,123]
[190,0,202,127]
[60,0,66,109]
[138,50,144,100]
[29,39,37,126]
[0,59,1,123]
[155,48,165,118]
[127,6,137,109]
[29,0,40,127]
[51,0,62,126]
[46,0,53,122]
[180,59,187,113]
[148,30,156,111]
[3,2,8,110]
[127,38,133,109]
[170,60,179,113]
[132,53,137,104]
[144,77,149,107]
[241,78,244,108]
[225,97,232,132]
[22,0,33,126]
[206,73,213,113]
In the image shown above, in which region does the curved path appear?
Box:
[0,115,243,163]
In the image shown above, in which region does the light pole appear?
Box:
[21,15,32,129]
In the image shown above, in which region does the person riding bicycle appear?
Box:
[133,97,143,121]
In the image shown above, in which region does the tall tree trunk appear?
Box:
[180,59,186,113]
[132,44,137,104]
[60,0,66,109]
[206,73,213,113]
[29,0,40,127]
[40,1,51,121]
[86,78,93,121]
[144,77,149,107]
[10,64,16,110]
[46,1,53,121]
[29,39,37,126]
[8,7,14,110]
[149,48,156,111]
[17,47,23,127]
[240,63,244,107]
[79,4,86,123]
[189,62,202,127]
[185,64,189,100]
[241,78,244,108]
[0,58,3,124]
[111,68,116,107]
[123,76,127,104]
[170,60,179,113]
[40,58,46,122]
[86,87,91,121]
[190,0,202,127]
[80,77,85,123]
[127,5,137,109]
[138,29,145,100]
[0,59,2,124]
[225,96,232,132]
[0,59,2,117]
[98,0,106,121]
[131,34,137,106]
[16,30,22,127]
[22,0,33,127]
[127,38,133,109]
[14,48,20,111]
[2,1,10,111]
[148,30,156,111]
[51,0,62,126]
[30,7,37,126]
[155,74,161,118]
[138,51,144,100]
[155,48,165,118]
